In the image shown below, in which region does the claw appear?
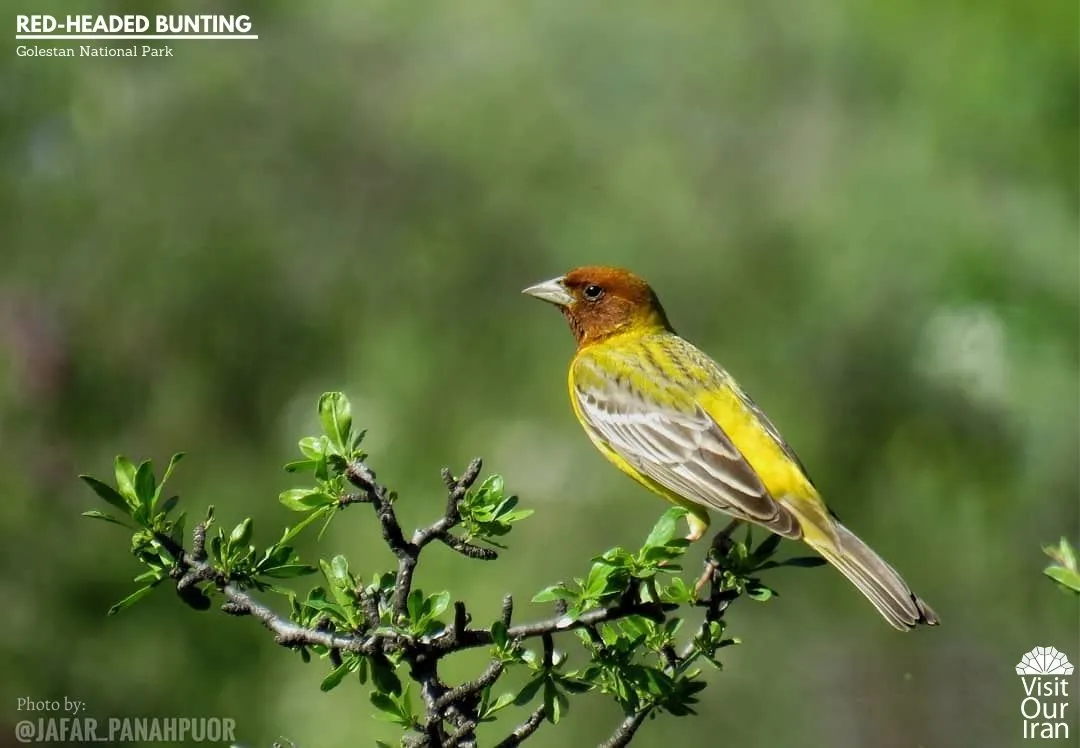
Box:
[693,559,719,599]
[693,519,744,600]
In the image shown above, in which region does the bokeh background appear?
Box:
[3,1,1078,746]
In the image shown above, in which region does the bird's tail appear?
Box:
[804,520,939,631]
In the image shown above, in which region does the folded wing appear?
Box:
[573,356,802,538]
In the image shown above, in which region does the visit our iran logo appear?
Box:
[1016,646,1074,740]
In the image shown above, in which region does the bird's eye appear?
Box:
[583,284,604,300]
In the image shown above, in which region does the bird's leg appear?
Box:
[693,519,742,598]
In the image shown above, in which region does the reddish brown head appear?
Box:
[522,266,673,347]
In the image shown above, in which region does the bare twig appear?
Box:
[434,660,504,712]
[493,705,546,748]
[598,710,652,748]
[346,458,485,620]
[440,599,675,654]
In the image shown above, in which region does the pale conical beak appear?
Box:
[522,276,573,307]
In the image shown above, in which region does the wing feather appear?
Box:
[573,352,802,538]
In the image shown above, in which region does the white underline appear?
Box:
[16,34,259,40]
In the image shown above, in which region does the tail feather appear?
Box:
[808,521,939,631]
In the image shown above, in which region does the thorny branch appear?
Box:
[158,456,733,747]
[597,710,652,748]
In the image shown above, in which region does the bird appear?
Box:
[522,265,939,630]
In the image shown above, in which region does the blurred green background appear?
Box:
[3,1,1078,746]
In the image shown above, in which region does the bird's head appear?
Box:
[522,266,673,346]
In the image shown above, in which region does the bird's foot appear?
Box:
[692,519,743,600]
[693,559,720,598]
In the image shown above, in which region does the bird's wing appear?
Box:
[572,354,802,538]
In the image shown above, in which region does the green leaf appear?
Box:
[168,511,187,544]
[158,453,185,490]
[645,507,686,548]
[330,554,350,584]
[407,589,423,621]
[544,680,569,724]
[107,583,157,615]
[747,583,775,601]
[298,436,327,460]
[320,558,356,621]
[279,505,332,544]
[482,691,516,718]
[152,538,177,566]
[258,543,293,570]
[1044,538,1078,571]
[1045,565,1080,593]
[1058,538,1078,569]
[505,508,535,523]
[114,456,138,504]
[619,615,653,639]
[752,532,783,561]
[80,475,132,516]
[584,564,615,598]
[641,544,686,565]
[133,568,164,584]
[81,510,131,528]
[283,460,316,474]
[479,473,505,498]
[321,661,352,692]
[301,598,349,621]
[661,577,695,604]
[532,584,575,604]
[493,494,519,516]
[160,495,180,516]
[372,571,396,593]
[427,591,450,619]
[261,564,317,579]
[279,489,336,512]
[314,454,331,482]
[318,392,353,452]
[513,676,544,706]
[557,673,592,694]
[350,428,367,451]
[758,556,827,570]
[134,460,156,509]
[369,692,405,724]
[491,620,508,648]
[370,656,402,695]
[230,518,253,548]
[209,534,223,564]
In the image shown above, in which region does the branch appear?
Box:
[415,461,484,549]
[169,526,675,664]
[436,599,676,655]
[346,457,485,619]
[493,705,546,748]
[170,540,387,655]
[154,484,754,748]
[85,394,812,748]
[599,710,652,748]
[434,660,504,712]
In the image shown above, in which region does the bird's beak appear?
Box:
[521,276,573,307]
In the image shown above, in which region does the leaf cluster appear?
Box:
[81,392,818,747]
[1043,538,1080,594]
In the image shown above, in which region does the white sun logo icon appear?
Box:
[1016,646,1075,675]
